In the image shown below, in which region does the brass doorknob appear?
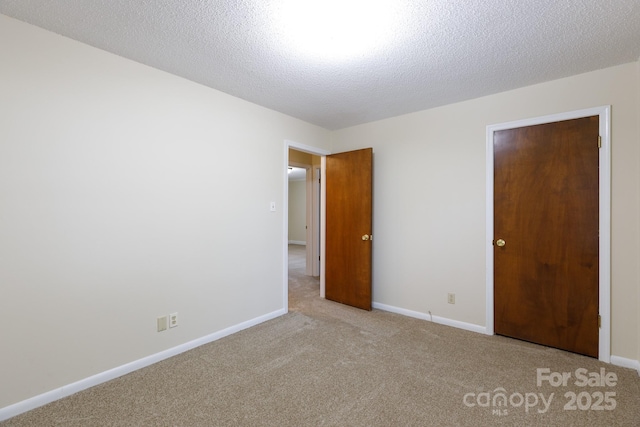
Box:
[362,234,370,241]
[496,239,506,247]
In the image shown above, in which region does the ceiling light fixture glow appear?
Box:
[274,0,401,62]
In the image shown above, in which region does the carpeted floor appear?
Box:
[2,244,639,426]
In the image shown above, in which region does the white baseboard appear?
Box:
[0,308,286,422]
[610,355,640,376]
[372,302,487,335]
[374,303,640,376]
[288,240,306,245]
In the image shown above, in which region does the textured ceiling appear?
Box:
[1,1,639,130]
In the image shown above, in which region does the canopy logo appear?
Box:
[462,367,618,416]
[462,389,553,416]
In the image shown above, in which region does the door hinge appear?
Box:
[598,136,602,148]
[598,314,601,328]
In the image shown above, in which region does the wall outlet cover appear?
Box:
[169,312,178,328]
[157,316,168,332]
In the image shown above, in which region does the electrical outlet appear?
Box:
[157,316,168,332]
[447,293,455,304]
[169,312,178,328]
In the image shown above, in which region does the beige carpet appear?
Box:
[2,244,639,426]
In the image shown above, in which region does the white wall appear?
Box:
[332,62,640,363]
[288,180,307,243]
[0,15,331,409]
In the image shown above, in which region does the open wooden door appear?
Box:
[325,148,373,310]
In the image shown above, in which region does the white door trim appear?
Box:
[284,140,331,312]
[312,166,321,276]
[485,106,611,363]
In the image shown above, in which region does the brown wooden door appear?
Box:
[494,116,599,357]
[325,148,373,310]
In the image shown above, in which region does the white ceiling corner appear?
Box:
[1,0,639,130]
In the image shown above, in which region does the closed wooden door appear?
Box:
[494,116,599,357]
[325,148,373,310]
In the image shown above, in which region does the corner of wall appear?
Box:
[637,58,640,372]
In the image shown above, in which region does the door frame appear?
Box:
[284,140,331,312]
[312,166,321,277]
[485,105,611,363]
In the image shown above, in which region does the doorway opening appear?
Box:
[288,162,318,277]
[283,141,330,312]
